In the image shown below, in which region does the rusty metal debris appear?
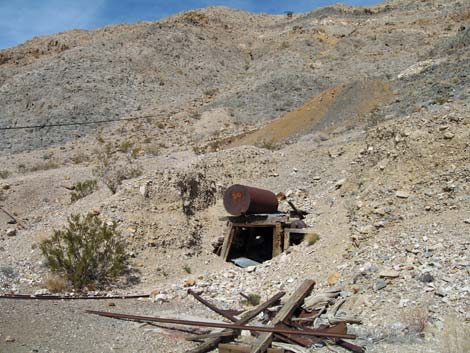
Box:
[223,184,279,216]
[85,310,357,339]
[86,280,364,353]
[0,293,150,300]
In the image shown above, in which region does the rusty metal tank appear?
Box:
[223,184,278,216]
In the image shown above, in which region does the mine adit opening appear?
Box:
[227,225,276,264]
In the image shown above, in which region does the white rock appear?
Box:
[395,191,410,198]
[139,182,150,198]
[6,228,16,237]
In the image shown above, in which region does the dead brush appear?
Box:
[256,138,278,151]
[45,274,68,293]
[304,232,320,246]
[400,307,430,336]
[70,180,98,202]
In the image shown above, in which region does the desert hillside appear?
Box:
[0,0,469,352]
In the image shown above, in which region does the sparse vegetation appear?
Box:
[18,160,59,173]
[400,307,429,335]
[0,170,10,179]
[144,143,161,156]
[70,152,90,165]
[45,274,68,293]
[40,213,128,290]
[93,145,143,194]
[176,171,217,216]
[241,293,261,306]
[183,265,192,274]
[204,88,218,97]
[304,232,320,246]
[182,11,209,26]
[433,96,450,105]
[256,138,278,150]
[118,139,133,153]
[70,180,98,202]
[94,161,142,194]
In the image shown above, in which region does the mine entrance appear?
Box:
[226,225,276,265]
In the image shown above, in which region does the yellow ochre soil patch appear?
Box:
[228,80,392,148]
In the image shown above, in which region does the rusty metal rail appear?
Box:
[85,310,357,339]
[0,293,150,300]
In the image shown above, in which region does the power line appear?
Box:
[0,115,153,131]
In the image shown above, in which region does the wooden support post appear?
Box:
[272,223,282,258]
[283,228,290,252]
[250,279,315,353]
[221,225,236,261]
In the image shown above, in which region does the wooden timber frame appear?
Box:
[220,214,288,262]
[220,213,315,263]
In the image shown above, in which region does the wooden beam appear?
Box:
[219,344,283,353]
[186,292,285,353]
[282,228,316,234]
[272,223,282,257]
[221,226,236,261]
[250,280,315,353]
[283,228,290,251]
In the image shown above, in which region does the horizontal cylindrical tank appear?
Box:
[223,184,278,216]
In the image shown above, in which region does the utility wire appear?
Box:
[0,115,153,131]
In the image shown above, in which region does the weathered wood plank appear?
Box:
[272,223,282,257]
[221,226,236,261]
[282,228,316,235]
[250,280,315,353]
[283,228,290,251]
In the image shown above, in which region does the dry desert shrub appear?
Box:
[70,180,97,202]
[92,148,142,194]
[401,307,430,335]
[45,274,68,293]
[40,213,128,289]
[304,232,320,246]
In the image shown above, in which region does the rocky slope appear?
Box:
[0,0,469,352]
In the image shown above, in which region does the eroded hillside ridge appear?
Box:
[0,0,468,154]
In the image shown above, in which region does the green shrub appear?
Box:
[183,265,192,274]
[70,180,98,202]
[433,96,449,105]
[118,140,133,153]
[241,293,261,306]
[40,214,128,289]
